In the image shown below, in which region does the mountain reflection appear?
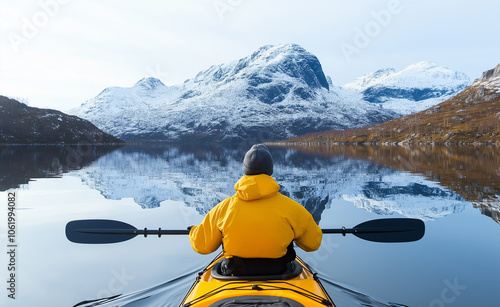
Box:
[281,144,500,223]
[2,143,497,224]
[0,145,121,191]
[65,144,469,224]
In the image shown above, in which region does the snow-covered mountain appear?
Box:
[71,45,470,143]
[343,61,471,115]
[70,44,397,143]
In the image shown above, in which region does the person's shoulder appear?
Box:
[276,193,303,207]
[210,196,234,212]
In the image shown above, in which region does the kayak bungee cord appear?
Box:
[296,256,335,304]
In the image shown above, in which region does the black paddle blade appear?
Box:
[66,219,138,244]
[352,218,425,243]
[322,218,425,243]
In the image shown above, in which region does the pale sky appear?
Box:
[1,0,499,112]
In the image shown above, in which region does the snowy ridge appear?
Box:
[343,61,471,115]
[344,61,469,90]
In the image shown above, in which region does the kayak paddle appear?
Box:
[66,218,424,244]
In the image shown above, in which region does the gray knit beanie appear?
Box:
[243,144,273,176]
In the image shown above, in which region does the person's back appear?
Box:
[189,144,322,276]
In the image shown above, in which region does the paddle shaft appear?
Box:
[78,226,413,236]
[322,226,415,235]
[75,227,413,237]
[78,228,190,236]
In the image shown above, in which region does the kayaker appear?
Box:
[189,144,323,276]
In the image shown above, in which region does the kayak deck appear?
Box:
[179,252,335,306]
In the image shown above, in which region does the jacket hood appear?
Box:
[234,174,280,201]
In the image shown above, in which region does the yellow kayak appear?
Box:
[179,252,335,306]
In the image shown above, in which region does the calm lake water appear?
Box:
[1,143,499,307]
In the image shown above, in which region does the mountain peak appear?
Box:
[471,63,500,90]
[134,77,165,90]
[405,60,440,70]
[250,43,309,60]
[469,63,500,100]
[188,43,329,96]
[479,63,500,81]
[250,43,330,91]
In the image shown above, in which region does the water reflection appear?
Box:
[65,144,469,223]
[280,144,500,223]
[2,143,495,223]
[0,145,121,191]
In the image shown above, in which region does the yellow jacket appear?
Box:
[189,174,322,259]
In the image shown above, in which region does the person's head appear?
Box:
[243,144,273,176]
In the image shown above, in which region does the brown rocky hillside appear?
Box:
[286,64,500,145]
